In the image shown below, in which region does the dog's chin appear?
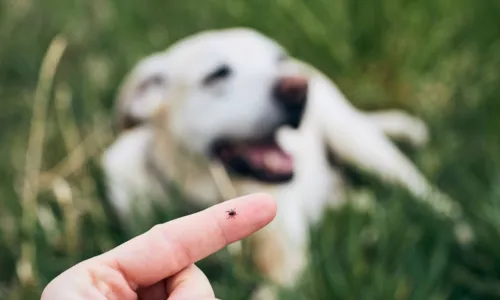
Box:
[211,137,294,184]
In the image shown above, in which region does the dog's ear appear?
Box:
[115,53,169,132]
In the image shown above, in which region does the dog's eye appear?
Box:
[203,65,231,85]
[137,74,167,93]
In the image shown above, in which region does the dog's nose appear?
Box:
[273,76,308,128]
[273,76,308,109]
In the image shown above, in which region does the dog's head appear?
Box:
[116,28,309,183]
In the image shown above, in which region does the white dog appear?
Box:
[102,28,459,298]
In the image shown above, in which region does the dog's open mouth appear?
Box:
[211,136,293,183]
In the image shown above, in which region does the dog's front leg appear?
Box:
[311,75,459,218]
[251,215,309,300]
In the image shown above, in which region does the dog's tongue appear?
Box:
[242,145,293,174]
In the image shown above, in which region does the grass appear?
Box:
[1,0,500,299]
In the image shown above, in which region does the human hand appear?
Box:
[41,193,276,300]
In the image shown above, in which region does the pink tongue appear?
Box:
[242,146,294,174]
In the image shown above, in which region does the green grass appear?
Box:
[2,0,500,299]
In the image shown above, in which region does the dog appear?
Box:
[102,28,460,298]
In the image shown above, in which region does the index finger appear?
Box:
[102,193,276,289]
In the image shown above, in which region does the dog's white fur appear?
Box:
[102,28,457,298]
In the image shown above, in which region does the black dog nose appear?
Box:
[273,76,308,108]
[273,76,308,128]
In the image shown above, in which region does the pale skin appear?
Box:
[41,193,277,300]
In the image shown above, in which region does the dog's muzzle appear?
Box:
[273,76,308,128]
[210,76,309,183]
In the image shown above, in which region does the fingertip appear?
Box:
[251,192,276,205]
[207,192,277,245]
[253,192,277,223]
[235,192,277,225]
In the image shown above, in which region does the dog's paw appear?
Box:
[251,284,278,300]
[404,116,430,147]
[275,126,300,156]
[454,221,475,245]
[367,110,430,147]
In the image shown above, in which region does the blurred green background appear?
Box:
[2,0,500,299]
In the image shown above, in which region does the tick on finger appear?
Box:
[226,208,237,219]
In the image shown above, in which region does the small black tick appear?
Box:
[226,208,237,219]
